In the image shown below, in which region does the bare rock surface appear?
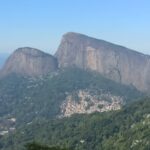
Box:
[60,90,123,117]
[56,32,150,92]
[0,47,58,77]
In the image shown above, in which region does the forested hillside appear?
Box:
[0,68,142,123]
[0,68,146,149]
[1,98,150,150]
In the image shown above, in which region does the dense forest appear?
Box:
[25,143,69,150]
[1,97,150,150]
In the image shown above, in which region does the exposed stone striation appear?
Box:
[60,90,123,117]
[0,47,58,77]
[55,32,150,92]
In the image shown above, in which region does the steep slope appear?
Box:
[0,68,142,125]
[55,32,150,92]
[0,47,58,77]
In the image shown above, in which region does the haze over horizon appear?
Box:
[0,0,150,55]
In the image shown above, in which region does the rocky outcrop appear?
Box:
[55,32,150,92]
[0,47,58,77]
[60,90,123,117]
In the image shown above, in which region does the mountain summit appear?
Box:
[0,47,58,77]
[1,32,150,92]
[55,32,150,92]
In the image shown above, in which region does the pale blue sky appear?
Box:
[0,0,150,55]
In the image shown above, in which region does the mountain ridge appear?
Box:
[57,32,148,56]
[1,32,150,92]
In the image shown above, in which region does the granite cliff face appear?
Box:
[1,33,150,92]
[55,32,150,92]
[0,47,58,77]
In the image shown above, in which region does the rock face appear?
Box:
[55,32,150,92]
[0,47,58,77]
[60,90,123,117]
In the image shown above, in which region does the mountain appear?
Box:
[0,32,149,150]
[55,32,150,92]
[1,32,150,92]
[0,47,58,77]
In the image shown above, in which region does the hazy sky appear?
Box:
[0,0,150,55]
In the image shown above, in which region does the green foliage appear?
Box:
[25,142,69,150]
[0,68,142,124]
[0,68,147,150]
[1,98,150,150]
